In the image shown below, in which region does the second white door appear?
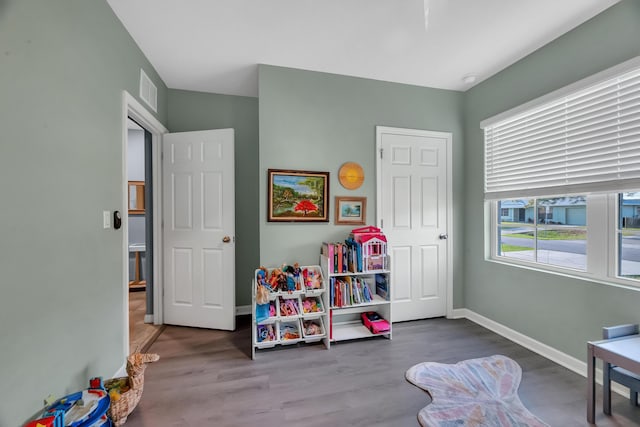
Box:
[377,126,451,322]
[162,129,235,330]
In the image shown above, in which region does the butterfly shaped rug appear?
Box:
[405,354,549,427]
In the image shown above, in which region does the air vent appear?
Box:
[139,69,157,112]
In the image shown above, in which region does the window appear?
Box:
[483,57,640,287]
[497,196,587,270]
[619,192,640,280]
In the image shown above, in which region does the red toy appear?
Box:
[361,311,390,334]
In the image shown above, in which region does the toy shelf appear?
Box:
[252,264,329,359]
[332,320,392,341]
[330,296,389,314]
[321,254,392,344]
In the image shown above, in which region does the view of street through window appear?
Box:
[497,194,640,279]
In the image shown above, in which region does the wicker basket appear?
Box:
[105,353,159,426]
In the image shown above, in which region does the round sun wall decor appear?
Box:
[338,162,365,190]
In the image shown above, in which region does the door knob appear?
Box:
[439,233,448,240]
[222,236,231,243]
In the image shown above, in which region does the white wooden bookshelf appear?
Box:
[320,254,392,343]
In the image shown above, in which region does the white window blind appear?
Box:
[483,63,640,200]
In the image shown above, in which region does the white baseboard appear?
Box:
[449,308,467,319]
[236,305,251,316]
[144,314,154,324]
[459,308,630,398]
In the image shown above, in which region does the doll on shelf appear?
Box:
[303,267,321,289]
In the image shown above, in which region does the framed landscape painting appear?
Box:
[267,169,329,222]
[335,196,366,225]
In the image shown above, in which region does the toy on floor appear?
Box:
[25,377,111,427]
[104,353,160,426]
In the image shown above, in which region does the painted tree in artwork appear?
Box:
[299,177,324,201]
[294,199,318,216]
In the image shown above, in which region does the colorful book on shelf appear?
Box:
[375,274,388,300]
[362,279,373,301]
[321,242,334,270]
[344,238,357,272]
[342,244,348,273]
[352,278,360,304]
[329,277,334,306]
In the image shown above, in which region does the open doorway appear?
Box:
[121,91,168,360]
[127,118,164,352]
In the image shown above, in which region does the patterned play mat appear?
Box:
[405,355,549,427]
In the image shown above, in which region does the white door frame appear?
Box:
[375,126,454,318]
[121,91,168,357]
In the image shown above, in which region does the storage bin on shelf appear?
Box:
[279,319,303,345]
[256,264,305,295]
[300,295,324,318]
[279,295,302,321]
[255,322,280,348]
[302,317,326,342]
[255,295,279,323]
[301,265,324,295]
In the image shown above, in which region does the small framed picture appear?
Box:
[335,196,366,225]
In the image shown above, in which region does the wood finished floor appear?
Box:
[125,317,640,426]
[129,290,164,354]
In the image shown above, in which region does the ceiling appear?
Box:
[107,0,619,98]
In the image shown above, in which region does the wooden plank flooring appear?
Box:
[125,317,640,426]
[129,290,164,353]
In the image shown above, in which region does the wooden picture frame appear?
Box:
[267,169,329,222]
[335,196,366,225]
[128,181,145,214]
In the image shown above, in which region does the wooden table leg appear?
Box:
[587,343,596,424]
[135,252,141,283]
[129,252,143,288]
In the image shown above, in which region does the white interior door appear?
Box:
[162,129,235,330]
[377,126,451,322]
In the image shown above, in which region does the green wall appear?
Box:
[463,0,640,360]
[0,1,167,425]
[4,1,640,424]
[258,65,466,308]
[167,89,259,306]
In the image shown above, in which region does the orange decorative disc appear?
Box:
[338,162,365,190]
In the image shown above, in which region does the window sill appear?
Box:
[485,256,640,293]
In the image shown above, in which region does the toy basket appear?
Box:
[104,353,159,426]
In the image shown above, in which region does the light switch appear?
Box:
[103,211,111,229]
